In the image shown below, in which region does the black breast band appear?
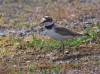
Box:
[45,23,54,29]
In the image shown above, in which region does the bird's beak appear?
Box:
[39,21,44,26]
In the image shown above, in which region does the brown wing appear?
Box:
[55,27,84,36]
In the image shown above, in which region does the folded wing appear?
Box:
[55,27,84,36]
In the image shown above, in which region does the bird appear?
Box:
[37,16,89,55]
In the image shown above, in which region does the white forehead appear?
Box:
[40,17,46,23]
[40,16,50,22]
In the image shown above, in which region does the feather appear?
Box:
[55,27,84,36]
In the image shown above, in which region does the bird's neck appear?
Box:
[45,23,55,30]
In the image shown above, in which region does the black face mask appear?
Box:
[45,23,54,29]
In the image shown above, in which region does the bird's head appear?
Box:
[35,16,54,35]
[39,16,54,27]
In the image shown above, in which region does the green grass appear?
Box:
[16,71,22,74]
[53,63,60,73]
[97,25,100,30]
[72,63,80,68]
[0,0,100,73]
[15,22,25,27]
[65,36,90,47]
[42,69,46,74]
[24,5,31,12]
[84,26,98,38]
[30,35,61,50]
[14,26,98,51]
[27,64,36,72]
[0,25,99,74]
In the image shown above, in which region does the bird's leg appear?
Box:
[57,41,65,56]
[57,41,64,55]
[61,41,65,55]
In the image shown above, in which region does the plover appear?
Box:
[37,16,88,54]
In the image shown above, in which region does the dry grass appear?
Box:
[0,0,100,74]
[0,0,100,28]
[0,31,100,73]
